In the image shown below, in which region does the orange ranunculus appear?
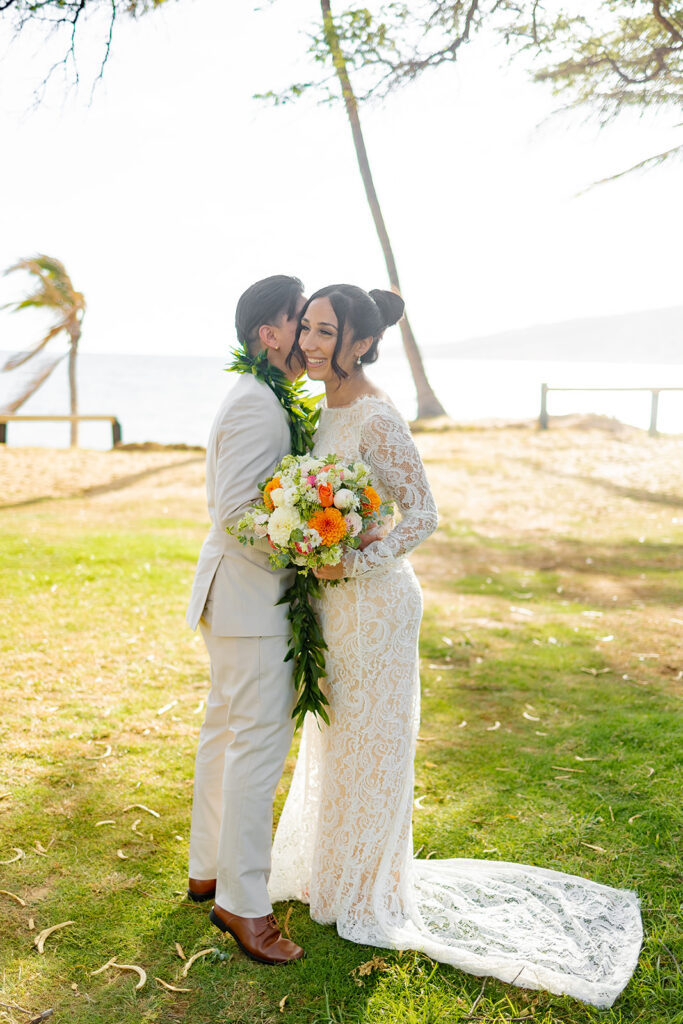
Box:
[308,507,348,546]
[318,483,334,508]
[263,476,282,511]
[361,486,381,513]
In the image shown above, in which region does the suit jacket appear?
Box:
[186,372,295,636]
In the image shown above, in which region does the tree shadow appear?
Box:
[422,529,682,608]
[509,456,683,509]
[0,744,383,1024]
[0,456,205,511]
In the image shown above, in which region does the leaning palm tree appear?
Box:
[2,254,86,446]
[319,0,446,418]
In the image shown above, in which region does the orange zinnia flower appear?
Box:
[263,476,282,511]
[318,483,334,507]
[361,486,381,513]
[308,507,348,546]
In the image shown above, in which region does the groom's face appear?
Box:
[272,292,307,374]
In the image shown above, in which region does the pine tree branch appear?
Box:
[579,140,683,191]
[652,0,683,43]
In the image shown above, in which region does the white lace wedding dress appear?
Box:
[268,396,642,1008]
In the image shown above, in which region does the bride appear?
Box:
[268,284,642,1009]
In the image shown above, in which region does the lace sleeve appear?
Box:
[341,405,438,578]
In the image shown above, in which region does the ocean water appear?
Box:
[1,349,682,449]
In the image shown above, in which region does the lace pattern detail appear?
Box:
[268,396,642,1009]
[334,399,439,577]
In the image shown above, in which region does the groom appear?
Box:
[186,275,306,964]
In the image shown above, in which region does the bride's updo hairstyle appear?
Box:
[292,284,405,380]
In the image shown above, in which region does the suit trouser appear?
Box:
[188,626,296,917]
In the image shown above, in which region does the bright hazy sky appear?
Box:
[0,0,680,359]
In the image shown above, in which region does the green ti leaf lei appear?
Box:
[227,345,330,729]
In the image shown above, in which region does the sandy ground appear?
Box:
[0,444,208,507]
[2,418,681,515]
[1,420,680,706]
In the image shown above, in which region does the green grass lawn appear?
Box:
[1,431,681,1024]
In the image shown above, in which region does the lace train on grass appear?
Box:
[269,397,642,1008]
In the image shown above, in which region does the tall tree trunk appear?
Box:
[320,0,446,419]
[68,326,80,447]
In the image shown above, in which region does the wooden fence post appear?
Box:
[539,383,549,429]
[648,390,660,437]
[0,421,6,445]
[112,418,122,447]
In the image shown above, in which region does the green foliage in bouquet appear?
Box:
[278,572,330,729]
[227,344,329,726]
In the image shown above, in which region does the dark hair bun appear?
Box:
[369,289,405,329]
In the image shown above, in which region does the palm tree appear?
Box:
[320,0,446,419]
[2,254,86,446]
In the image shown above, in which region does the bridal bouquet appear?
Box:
[233,453,394,573]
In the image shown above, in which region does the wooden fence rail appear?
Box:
[0,414,122,447]
[539,384,683,437]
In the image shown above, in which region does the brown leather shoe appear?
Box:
[187,877,216,903]
[209,904,305,964]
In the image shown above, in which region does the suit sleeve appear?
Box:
[214,389,287,535]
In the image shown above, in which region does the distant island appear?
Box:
[428,305,683,363]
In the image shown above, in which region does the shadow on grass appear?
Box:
[2,651,681,1022]
[508,456,683,510]
[0,455,205,511]
[2,491,682,1022]
[0,749,386,1024]
[424,528,683,607]
[413,613,682,1022]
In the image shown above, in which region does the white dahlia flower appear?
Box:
[268,506,303,546]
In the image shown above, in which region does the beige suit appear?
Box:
[187,372,296,917]
[186,372,294,636]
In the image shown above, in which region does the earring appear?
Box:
[355,356,362,366]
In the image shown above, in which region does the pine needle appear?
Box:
[34,921,75,953]
[110,963,147,989]
[155,977,191,993]
[0,889,26,906]
[123,804,160,818]
[91,957,117,976]
[85,744,112,760]
[0,847,25,864]
[283,906,293,939]
[181,948,220,977]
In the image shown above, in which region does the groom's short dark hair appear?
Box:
[235,275,304,351]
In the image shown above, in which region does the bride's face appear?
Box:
[298,297,362,383]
